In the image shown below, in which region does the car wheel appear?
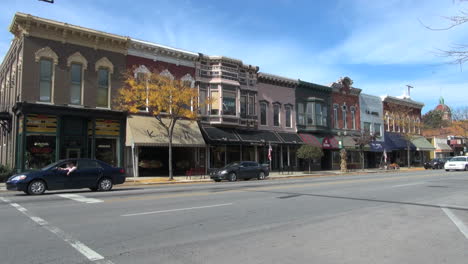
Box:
[228,173,237,182]
[445,169,449,172]
[27,180,46,195]
[89,187,98,192]
[258,171,266,180]
[214,179,222,182]
[98,178,113,191]
[465,165,468,171]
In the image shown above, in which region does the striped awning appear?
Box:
[299,133,322,147]
[322,136,340,149]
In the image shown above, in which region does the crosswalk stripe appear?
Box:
[56,194,103,204]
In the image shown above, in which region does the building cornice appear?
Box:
[198,53,259,72]
[10,13,130,54]
[129,38,198,67]
[381,95,424,108]
[257,72,297,88]
[298,80,332,93]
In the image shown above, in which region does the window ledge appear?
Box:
[67,104,84,108]
[96,107,111,110]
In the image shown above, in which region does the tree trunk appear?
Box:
[168,134,173,180]
[308,159,311,173]
[407,141,411,168]
[361,150,365,170]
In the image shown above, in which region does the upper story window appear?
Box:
[363,122,371,133]
[199,89,207,115]
[315,103,327,127]
[273,104,280,127]
[39,59,53,103]
[350,106,356,130]
[333,104,339,128]
[210,90,219,115]
[70,63,83,105]
[260,102,268,126]
[342,105,347,129]
[306,102,314,126]
[95,57,114,108]
[297,103,304,125]
[222,90,236,116]
[240,95,247,118]
[35,46,59,103]
[374,123,381,137]
[67,52,88,106]
[285,105,292,128]
[248,94,255,115]
[97,68,110,108]
[134,65,150,112]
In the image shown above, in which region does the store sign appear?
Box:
[26,114,57,133]
[30,147,53,154]
[323,138,331,148]
[91,119,120,136]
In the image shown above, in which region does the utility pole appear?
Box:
[38,0,54,3]
[406,85,413,97]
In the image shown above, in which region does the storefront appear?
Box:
[201,125,302,171]
[410,136,435,166]
[365,141,385,168]
[384,132,416,166]
[126,115,206,177]
[432,137,453,159]
[14,103,126,172]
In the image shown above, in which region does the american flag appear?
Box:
[383,149,387,163]
[268,144,272,161]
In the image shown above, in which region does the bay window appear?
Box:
[306,103,313,125]
[240,95,247,118]
[222,90,236,116]
[297,103,304,125]
[210,90,219,115]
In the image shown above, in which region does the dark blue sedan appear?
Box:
[6,159,126,195]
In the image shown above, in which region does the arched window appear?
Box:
[350,106,356,130]
[342,105,347,129]
[333,104,339,128]
[134,65,150,111]
[35,46,58,103]
[160,69,175,80]
[67,52,88,105]
[95,57,114,108]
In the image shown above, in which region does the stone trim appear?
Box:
[34,46,58,65]
[160,69,174,80]
[95,57,114,74]
[66,52,88,70]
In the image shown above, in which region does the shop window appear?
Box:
[273,104,280,126]
[260,102,267,125]
[25,135,56,169]
[222,90,236,116]
[95,138,117,166]
[70,63,83,105]
[363,122,371,133]
[39,59,53,102]
[210,145,226,168]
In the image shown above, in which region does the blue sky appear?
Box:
[1,0,467,113]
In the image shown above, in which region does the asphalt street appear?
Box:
[1,170,468,264]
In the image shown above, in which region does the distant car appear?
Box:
[444,156,468,171]
[210,161,269,182]
[424,158,448,169]
[6,159,126,195]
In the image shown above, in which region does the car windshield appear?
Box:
[450,157,467,162]
[224,162,240,168]
[41,161,63,171]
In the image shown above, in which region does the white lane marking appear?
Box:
[442,207,468,240]
[392,182,425,188]
[0,196,113,263]
[57,194,103,204]
[122,203,233,217]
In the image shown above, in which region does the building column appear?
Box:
[240,144,242,161]
[287,145,290,167]
[280,145,283,169]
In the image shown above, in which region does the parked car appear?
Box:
[210,161,269,182]
[6,159,126,195]
[424,158,448,169]
[444,156,468,171]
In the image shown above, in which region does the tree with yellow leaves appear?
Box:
[116,69,209,179]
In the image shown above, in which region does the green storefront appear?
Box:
[14,103,126,172]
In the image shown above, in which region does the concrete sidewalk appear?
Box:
[0,167,425,190]
[122,167,425,186]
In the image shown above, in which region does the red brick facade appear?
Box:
[331,80,361,131]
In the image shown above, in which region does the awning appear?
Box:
[341,136,357,149]
[276,132,304,144]
[384,132,415,151]
[322,136,339,149]
[434,138,453,152]
[299,133,322,147]
[368,141,385,152]
[126,115,206,147]
[235,129,282,144]
[200,125,240,144]
[411,136,436,151]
